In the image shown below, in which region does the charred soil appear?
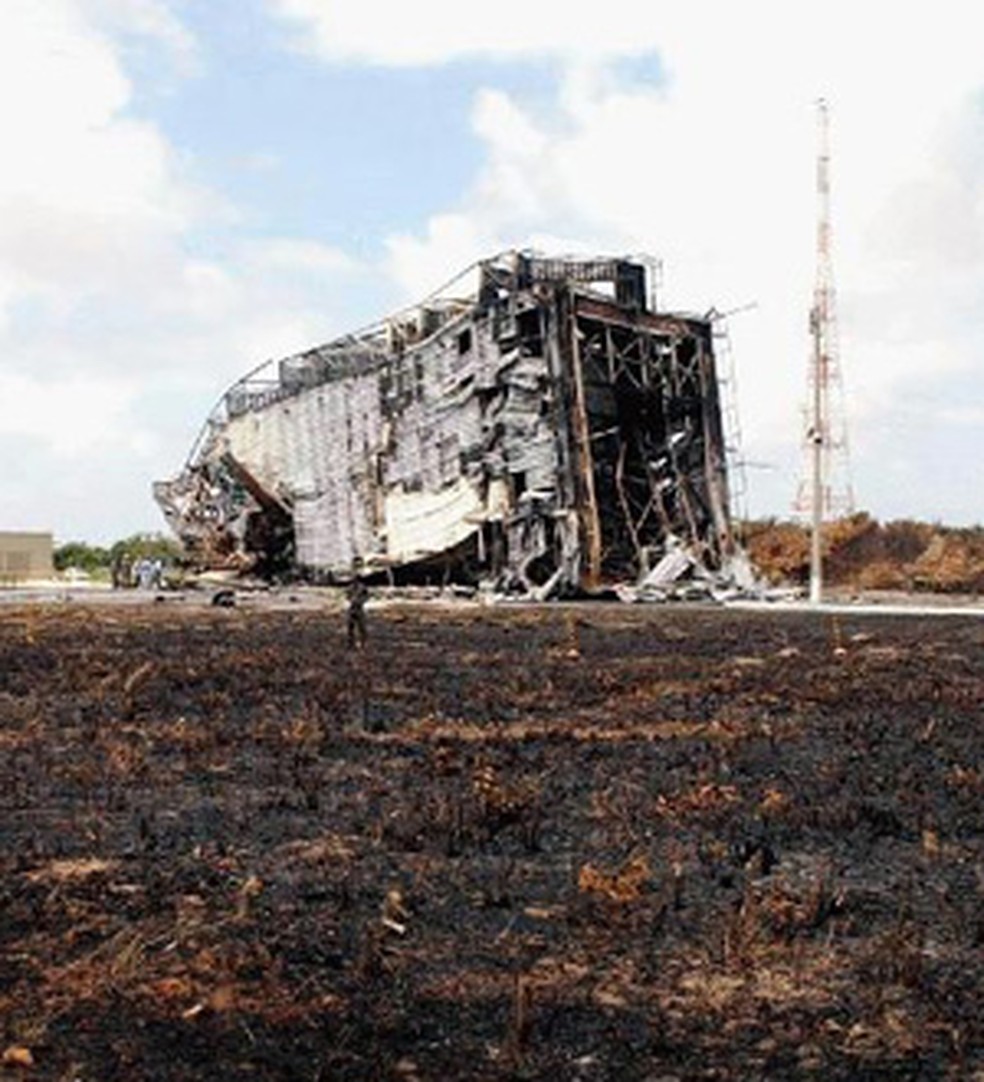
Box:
[0,600,982,1080]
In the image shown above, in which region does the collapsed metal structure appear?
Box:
[154,252,734,594]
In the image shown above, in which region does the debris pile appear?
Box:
[615,534,775,604]
[156,252,735,597]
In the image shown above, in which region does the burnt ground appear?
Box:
[0,599,981,1081]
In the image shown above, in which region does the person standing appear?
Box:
[110,551,124,590]
[135,557,154,590]
[346,574,369,649]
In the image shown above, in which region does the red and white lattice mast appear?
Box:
[796,98,854,603]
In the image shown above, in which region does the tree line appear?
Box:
[53,534,184,574]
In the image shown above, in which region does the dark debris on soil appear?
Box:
[0,600,982,1080]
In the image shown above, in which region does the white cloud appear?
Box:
[269,0,655,65]
[0,2,368,539]
[241,238,355,276]
[0,2,203,325]
[3,0,982,541]
[268,0,980,91]
[0,372,137,455]
[386,215,495,301]
[83,0,199,66]
[272,0,984,522]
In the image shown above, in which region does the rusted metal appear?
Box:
[568,299,603,589]
[154,252,734,594]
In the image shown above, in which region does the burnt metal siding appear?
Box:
[218,286,728,582]
[155,254,733,589]
[221,300,563,576]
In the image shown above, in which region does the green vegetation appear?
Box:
[52,541,111,574]
[54,533,184,574]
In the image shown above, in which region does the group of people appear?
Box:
[111,547,369,641]
[110,554,165,590]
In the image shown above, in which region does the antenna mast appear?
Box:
[797,97,854,603]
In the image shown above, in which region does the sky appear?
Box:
[1,0,982,545]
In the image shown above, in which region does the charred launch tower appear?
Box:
[155,252,734,594]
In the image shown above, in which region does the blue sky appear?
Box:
[150,8,491,252]
[1,0,982,544]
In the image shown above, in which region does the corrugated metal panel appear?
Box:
[383,477,483,562]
